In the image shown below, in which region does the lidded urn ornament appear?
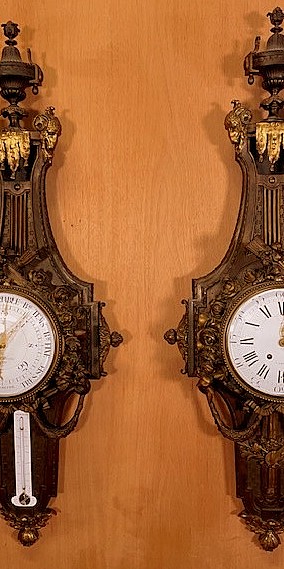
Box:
[0,21,122,546]
[165,7,284,551]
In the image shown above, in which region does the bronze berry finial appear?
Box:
[1,21,20,45]
[267,7,284,32]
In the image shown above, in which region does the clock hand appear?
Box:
[0,344,6,380]
[0,313,29,378]
[0,302,9,346]
[0,303,9,378]
[279,318,284,347]
[6,313,29,343]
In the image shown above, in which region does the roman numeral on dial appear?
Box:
[278,371,284,383]
[240,337,254,345]
[259,305,272,318]
[278,301,284,316]
[257,364,270,379]
[243,351,259,366]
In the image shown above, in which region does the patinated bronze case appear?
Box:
[0,22,122,545]
[165,7,284,551]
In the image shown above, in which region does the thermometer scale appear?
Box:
[11,411,37,507]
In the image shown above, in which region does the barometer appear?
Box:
[0,21,122,545]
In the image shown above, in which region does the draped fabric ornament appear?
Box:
[256,122,284,169]
[0,130,30,178]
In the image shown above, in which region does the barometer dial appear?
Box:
[0,290,59,399]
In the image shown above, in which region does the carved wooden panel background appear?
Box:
[1,0,282,567]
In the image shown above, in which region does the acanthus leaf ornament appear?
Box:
[165,7,284,551]
[0,22,123,545]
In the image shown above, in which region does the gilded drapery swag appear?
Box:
[256,121,284,169]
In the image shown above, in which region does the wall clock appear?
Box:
[0,21,122,545]
[165,6,284,552]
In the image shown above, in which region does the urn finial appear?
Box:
[0,21,43,127]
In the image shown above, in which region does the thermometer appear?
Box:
[11,410,37,507]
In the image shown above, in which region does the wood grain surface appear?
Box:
[0,0,282,567]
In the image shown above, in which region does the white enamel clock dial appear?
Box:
[0,290,57,398]
[224,287,284,398]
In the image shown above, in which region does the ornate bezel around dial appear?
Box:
[0,286,62,403]
[222,282,284,402]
